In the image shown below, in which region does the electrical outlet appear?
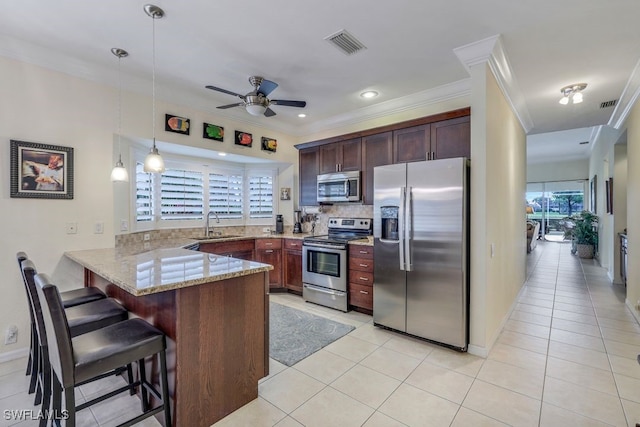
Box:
[144,233,150,241]
[4,325,18,345]
[65,222,77,234]
[143,242,150,250]
[94,221,104,234]
[120,219,129,232]
[263,227,271,233]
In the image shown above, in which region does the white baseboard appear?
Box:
[0,347,29,364]
[626,298,640,324]
[467,344,488,358]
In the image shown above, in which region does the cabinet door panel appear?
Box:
[393,125,430,163]
[256,249,282,288]
[340,138,362,172]
[299,147,319,206]
[319,144,340,174]
[362,132,393,205]
[431,116,470,160]
[283,249,303,293]
[349,283,373,311]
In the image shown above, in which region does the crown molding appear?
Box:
[453,34,533,133]
[609,57,640,129]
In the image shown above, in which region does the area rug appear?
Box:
[269,302,355,366]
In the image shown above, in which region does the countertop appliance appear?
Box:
[317,171,361,203]
[373,157,469,351]
[302,217,372,312]
[293,210,302,233]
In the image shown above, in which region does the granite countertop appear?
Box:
[65,246,272,296]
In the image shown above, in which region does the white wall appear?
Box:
[527,158,588,183]
[624,102,640,316]
[0,56,298,357]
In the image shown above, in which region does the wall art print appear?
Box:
[235,131,253,147]
[165,114,190,135]
[203,123,224,142]
[261,137,277,153]
[10,139,74,199]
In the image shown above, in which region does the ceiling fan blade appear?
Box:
[216,102,244,109]
[257,79,278,96]
[264,107,276,117]
[270,100,307,108]
[205,85,245,98]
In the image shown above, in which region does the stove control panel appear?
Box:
[327,217,372,231]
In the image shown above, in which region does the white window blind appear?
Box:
[160,168,204,220]
[135,162,154,222]
[248,173,274,218]
[209,172,243,219]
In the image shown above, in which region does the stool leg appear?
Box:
[38,352,51,427]
[160,350,172,427]
[52,374,62,427]
[26,321,35,375]
[138,358,149,412]
[28,327,39,395]
[63,386,76,427]
[127,363,135,396]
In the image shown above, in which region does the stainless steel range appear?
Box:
[302,217,372,312]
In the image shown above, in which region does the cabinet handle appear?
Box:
[265,242,273,246]
[359,263,369,268]
[265,250,273,253]
[359,290,369,294]
[359,277,369,281]
[427,151,431,161]
[359,250,369,254]
[432,151,435,160]
[291,243,298,247]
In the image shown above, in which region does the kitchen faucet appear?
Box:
[204,210,221,237]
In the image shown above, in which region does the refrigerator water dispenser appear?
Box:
[381,206,399,240]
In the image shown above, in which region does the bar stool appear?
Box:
[36,273,171,427]
[20,259,130,421]
[17,251,107,392]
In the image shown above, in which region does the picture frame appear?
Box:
[606,178,613,214]
[280,187,291,201]
[203,122,224,142]
[165,114,190,135]
[261,136,277,153]
[10,139,74,199]
[235,131,253,147]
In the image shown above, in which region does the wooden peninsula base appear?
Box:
[85,269,269,427]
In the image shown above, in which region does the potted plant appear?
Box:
[572,210,598,258]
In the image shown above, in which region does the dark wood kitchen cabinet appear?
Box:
[348,245,374,312]
[362,132,393,205]
[299,147,319,206]
[319,138,361,174]
[283,239,303,294]
[199,239,255,261]
[255,238,282,289]
[393,124,430,163]
[430,116,471,160]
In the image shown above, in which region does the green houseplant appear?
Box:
[572,210,598,258]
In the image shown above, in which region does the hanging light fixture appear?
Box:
[559,83,587,105]
[143,4,165,173]
[110,48,130,182]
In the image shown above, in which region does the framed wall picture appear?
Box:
[280,187,291,200]
[606,178,613,214]
[235,131,253,147]
[10,139,74,199]
[261,137,277,153]
[165,114,190,135]
[203,123,224,141]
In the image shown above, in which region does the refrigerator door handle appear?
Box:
[405,186,413,271]
[398,187,406,271]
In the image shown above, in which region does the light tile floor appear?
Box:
[2,241,640,426]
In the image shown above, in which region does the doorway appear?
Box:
[526,180,586,241]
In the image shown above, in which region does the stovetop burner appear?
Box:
[303,217,372,246]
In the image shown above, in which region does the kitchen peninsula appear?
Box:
[65,242,272,427]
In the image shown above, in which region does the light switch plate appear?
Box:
[94,222,104,234]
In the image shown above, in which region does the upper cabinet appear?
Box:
[319,138,361,174]
[430,116,471,160]
[393,125,430,163]
[299,147,319,206]
[362,132,393,205]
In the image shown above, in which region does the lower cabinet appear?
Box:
[255,238,283,289]
[283,239,303,294]
[348,245,374,311]
[198,239,255,261]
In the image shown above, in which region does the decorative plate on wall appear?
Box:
[203,123,224,141]
[261,137,277,153]
[165,114,190,135]
[235,131,252,147]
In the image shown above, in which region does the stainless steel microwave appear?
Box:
[317,171,361,203]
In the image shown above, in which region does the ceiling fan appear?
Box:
[205,76,307,117]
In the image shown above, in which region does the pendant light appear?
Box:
[110,48,130,182]
[143,4,165,173]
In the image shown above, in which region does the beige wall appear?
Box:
[0,57,299,357]
[469,64,527,355]
[613,144,627,285]
[625,102,640,315]
[527,158,588,183]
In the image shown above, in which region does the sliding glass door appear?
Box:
[526,180,586,241]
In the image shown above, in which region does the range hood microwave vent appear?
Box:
[324,29,367,56]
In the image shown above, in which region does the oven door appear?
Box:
[302,243,347,292]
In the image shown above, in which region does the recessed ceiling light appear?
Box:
[218,152,227,156]
[298,113,307,118]
[360,90,378,99]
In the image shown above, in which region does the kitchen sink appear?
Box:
[193,235,243,240]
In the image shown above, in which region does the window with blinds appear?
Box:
[160,169,204,220]
[135,162,154,222]
[248,173,274,218]
[209,172,243,219]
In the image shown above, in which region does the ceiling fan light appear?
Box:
[559,96,569,105]
[246,103,267,116]
[144,143,165,173]
[572,92,583,103]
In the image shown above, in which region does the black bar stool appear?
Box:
[36,273,171,427]
[20,259,130,423]
[17,251,107,392]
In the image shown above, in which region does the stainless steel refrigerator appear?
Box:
[373,157,469,351]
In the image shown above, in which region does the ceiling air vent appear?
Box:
[324,29,367,56]
[600,100,618,109]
